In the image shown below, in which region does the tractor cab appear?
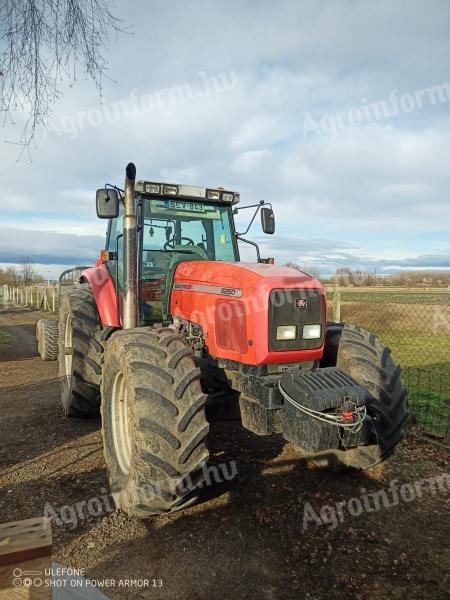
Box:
[98,179,274,325]
[138,185,239,322]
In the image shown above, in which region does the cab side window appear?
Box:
[107,203,124,287]
[108,203,124,251]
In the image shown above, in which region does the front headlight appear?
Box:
[276,325,297,340]
[302,324,322,340]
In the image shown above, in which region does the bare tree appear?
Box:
[284,262,321,280]
[284,261,302,271]
[0,0,124,153]
[6,265,20,285]
[20,256,36,285]
[304,265,321,280]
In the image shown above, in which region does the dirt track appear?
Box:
[0,304,449,600]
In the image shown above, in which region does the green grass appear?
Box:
[0,330,14,347]
[405,368,450,436]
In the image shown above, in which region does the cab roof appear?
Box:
[135,180,240,204]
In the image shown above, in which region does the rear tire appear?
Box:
[101,327,209,517]
[36,318,59,361]
[58,284,103,417]
[320,323,407,468]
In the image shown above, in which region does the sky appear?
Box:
[1,0,449,279]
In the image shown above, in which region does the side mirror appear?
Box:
[261,207,275,234]
[96,188,120,219]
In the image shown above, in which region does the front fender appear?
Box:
[81,265,120,327]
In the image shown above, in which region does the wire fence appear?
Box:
[404,368,450,437]
[2,282,449,438]
[327,286,450,438]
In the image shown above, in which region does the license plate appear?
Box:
[164,200,205,213]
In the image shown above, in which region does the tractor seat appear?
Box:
[144,251,171,270]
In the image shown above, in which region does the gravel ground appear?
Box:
[0,304,449,600]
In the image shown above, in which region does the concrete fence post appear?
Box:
[334,284,341,322]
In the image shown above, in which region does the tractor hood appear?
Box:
[173,261,320,291]
[170,261,326,366]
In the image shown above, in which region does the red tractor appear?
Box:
[37,163,406,517]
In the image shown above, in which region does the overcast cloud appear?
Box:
[1,0,449,278]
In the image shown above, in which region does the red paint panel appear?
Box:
[170,260,326,365]
[215,299,248,354]
[82,266,120,327]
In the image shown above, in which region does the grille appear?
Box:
[268,288,325,351]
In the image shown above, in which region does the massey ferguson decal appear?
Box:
[296,298,308,309]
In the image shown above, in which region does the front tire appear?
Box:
[101,327,209,517]
[321,323,407,468]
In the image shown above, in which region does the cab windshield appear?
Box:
[141,198,238,280]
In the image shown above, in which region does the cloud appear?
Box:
[0,0,449,275]
[0,228,103,265]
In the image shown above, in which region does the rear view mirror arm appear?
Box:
[234,200,272,236]
[236,234,261,262]
[105,183,124,196]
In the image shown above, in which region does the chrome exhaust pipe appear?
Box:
[122,162,137,329]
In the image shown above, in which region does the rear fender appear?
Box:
[81,265,120,327]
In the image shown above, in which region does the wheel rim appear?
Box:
[111,372,132,475]
[64,314,73,379]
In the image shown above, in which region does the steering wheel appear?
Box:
[164,236,195,251]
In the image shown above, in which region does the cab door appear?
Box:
[105,203,124,290]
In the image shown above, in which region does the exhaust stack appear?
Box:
[122,162,137,329]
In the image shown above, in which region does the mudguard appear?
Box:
[81,265,120,327]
